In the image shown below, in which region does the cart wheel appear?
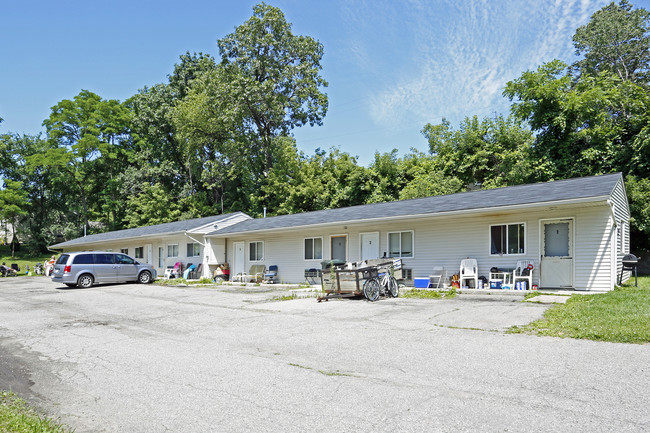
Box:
[388,276,399,298]
[364,278,380,302]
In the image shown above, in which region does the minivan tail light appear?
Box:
[64,265,71,273]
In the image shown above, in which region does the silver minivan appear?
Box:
[51,251,156,288]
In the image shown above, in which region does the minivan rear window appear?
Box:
[72,254,94,265]
[56,255,69,265]
[94,253,115,265]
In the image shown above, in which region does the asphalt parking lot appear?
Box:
[1,277,649,432]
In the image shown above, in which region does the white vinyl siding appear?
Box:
[610,179,632,284]
[217,202,617,290]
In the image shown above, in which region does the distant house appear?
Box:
[51,173,631,291]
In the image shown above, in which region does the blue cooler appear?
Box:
[414,277,430,288]
[490,281,502,289]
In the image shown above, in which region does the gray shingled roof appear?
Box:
[50,212,248,249]
[210,173,622,236]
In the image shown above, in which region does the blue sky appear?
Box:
[2,0,640,165]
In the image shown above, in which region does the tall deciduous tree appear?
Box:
[129,52,217,215]
[0,179,29,257]
[422,115,536,188]
[33,90,131,233]
[572,0,650,84]
[217,2,328,172]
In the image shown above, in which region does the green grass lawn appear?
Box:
[510,276,650,344]
[0,245,53,276]
[0,391,72,433]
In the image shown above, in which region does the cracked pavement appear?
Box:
[0,277,648,432]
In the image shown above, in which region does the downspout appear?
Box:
[608,199,619,288]
[607,200,617,228]
[185,232,207,279]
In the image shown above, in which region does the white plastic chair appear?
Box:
[429,266,446,289]
[459,259,478,289]
[512,260,534,290]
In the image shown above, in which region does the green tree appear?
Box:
[422,114,536,187]
[397,150,463,200]
[172,65,246,213]
[0,179,29,257]
[123,183,182,228]
[0,133,64,253]
[32,90,132,233]
[572,0,650,83]
[217,2,328,172]
[129,52,218,216]
[626,176,650,250]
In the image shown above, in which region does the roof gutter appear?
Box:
[48,230,189,250]
[207,195,611,238]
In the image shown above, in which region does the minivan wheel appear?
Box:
[138,270,152,284]
[77,274,94,288]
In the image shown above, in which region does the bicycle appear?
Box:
[363,266,399,301]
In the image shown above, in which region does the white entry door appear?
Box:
[233,242,245,276]
[360,232,379,261]
[146,244,153,265]
[541,219,574,288]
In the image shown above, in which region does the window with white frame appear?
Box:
[490,223,525,255]
[249,241,263,261]
[388,231,413,258]
[187,242,201,257]
[134,247,144,259]
[167,244,179,258]
[304,237,323,260]
[120,248,128,254]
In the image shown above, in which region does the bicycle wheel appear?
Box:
[388,276,399,298]
[363,278,380,302]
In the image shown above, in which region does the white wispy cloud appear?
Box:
[356,0,608,128]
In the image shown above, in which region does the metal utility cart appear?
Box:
[318,262,379,302]
[317,259,398,302]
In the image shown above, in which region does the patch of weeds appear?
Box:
[523,291,541,300]
[189,277,214,285]
[507,277,650,344]
[298,281,312,288]
[318,369,354,377]
[154,278,188,286]
[270,293,298,302]
[288,363,311,370]
[402,289,443,299]
[0,391,72,433]
[402,288,456,299]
